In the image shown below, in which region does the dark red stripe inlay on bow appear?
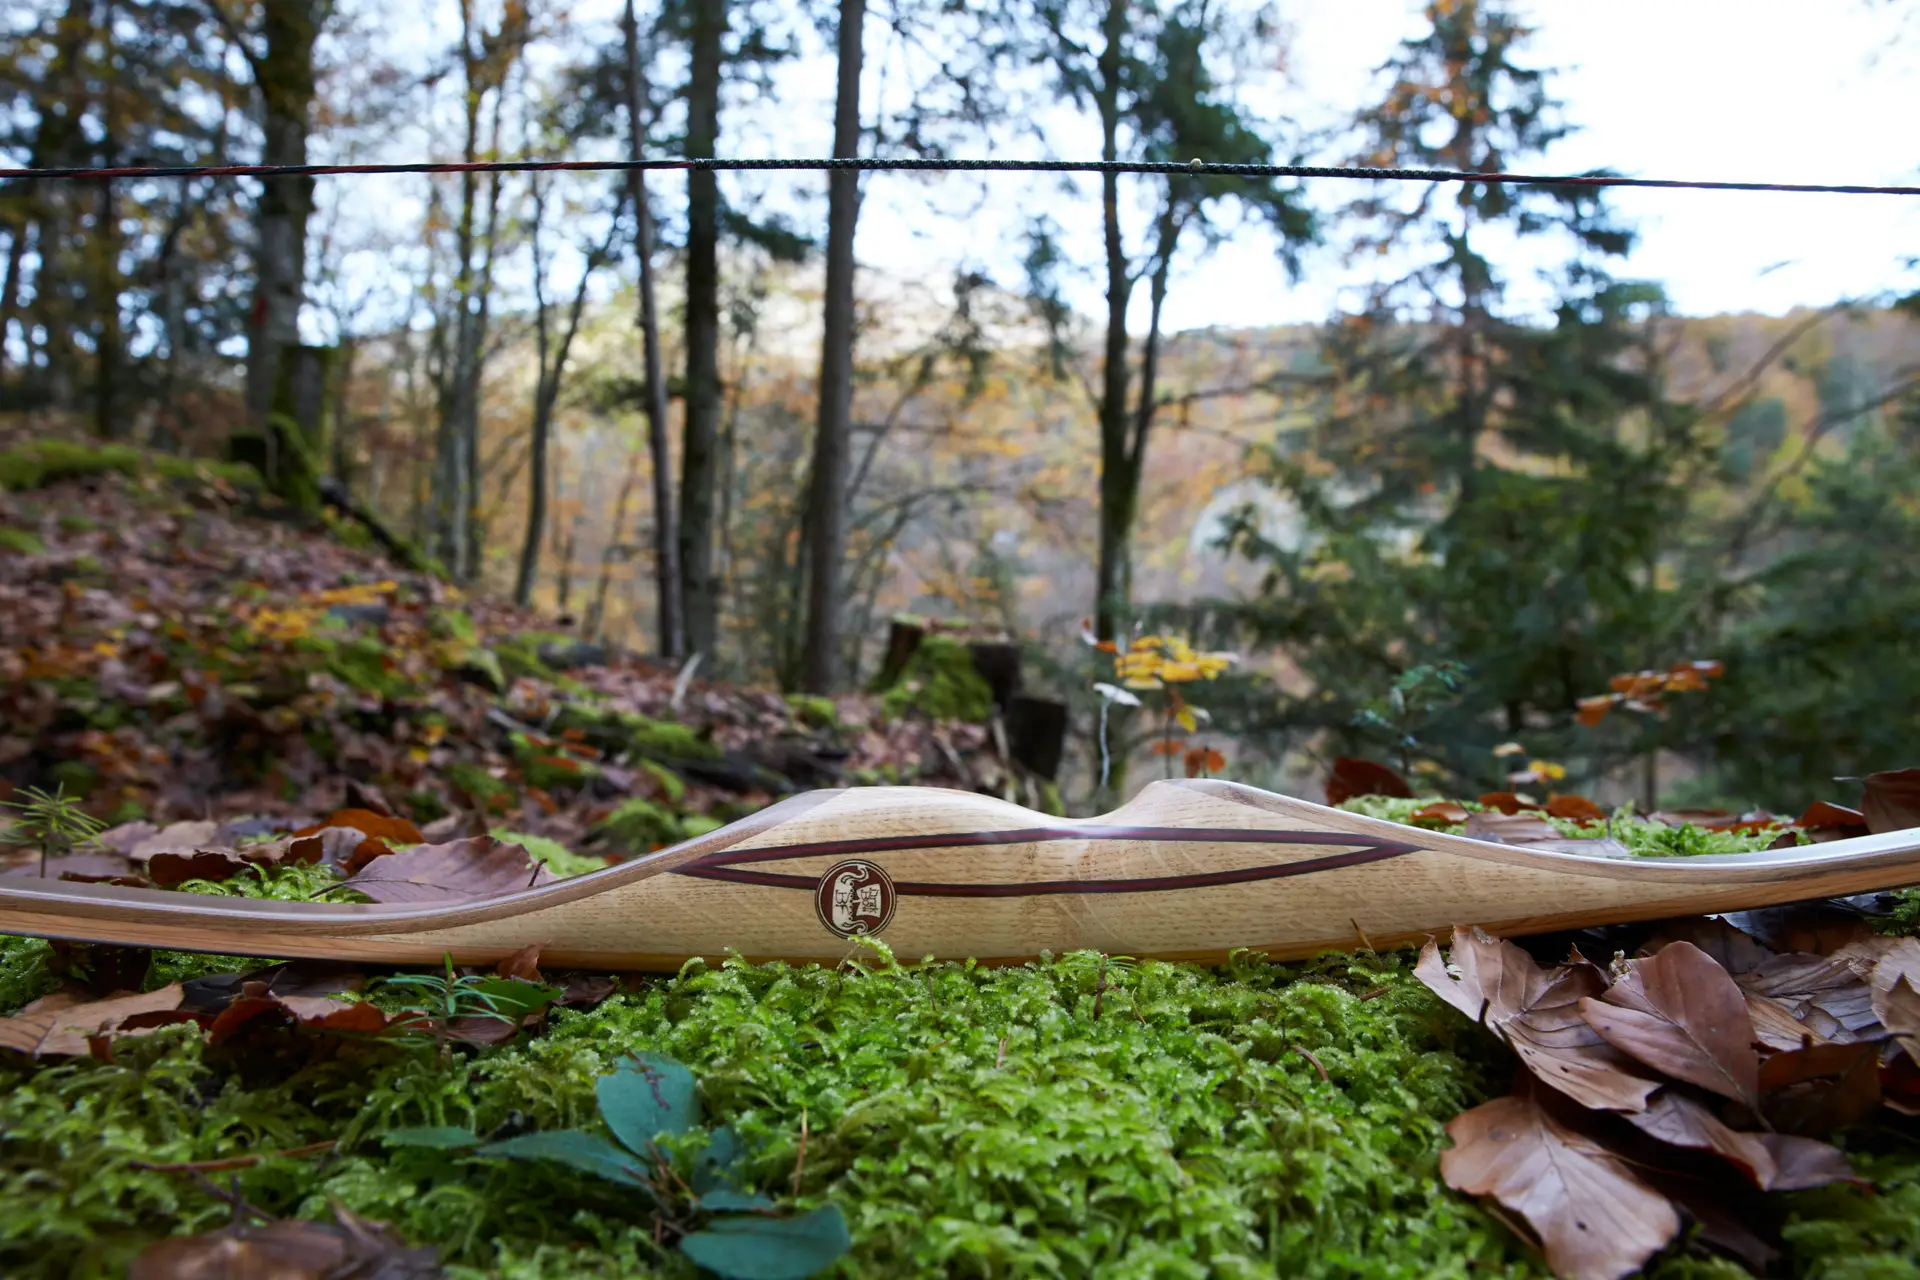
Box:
[672,827,1421,896]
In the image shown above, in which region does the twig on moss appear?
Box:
[1291,1043,1331,1085]
[792,1108,809,1199]
[130,1140,337,1174]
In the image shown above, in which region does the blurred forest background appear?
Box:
[2,0,1917,815]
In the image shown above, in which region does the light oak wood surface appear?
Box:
[2,780,1916,970]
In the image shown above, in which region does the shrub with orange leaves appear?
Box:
[1576,659,1723,727]
[1087,625,1238,787]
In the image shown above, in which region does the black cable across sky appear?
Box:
[0,155,1917,197]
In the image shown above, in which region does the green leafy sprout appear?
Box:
[0,784,107,878]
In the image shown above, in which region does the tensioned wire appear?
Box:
[0,154,1917,196]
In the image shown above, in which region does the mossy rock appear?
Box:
[785,693,839,731]
[638,759,687,805]
[0,528,44,555]
[450,646,506,694]
[548,703,721,763]
[595,797,686,852]
[877,635,994,723]
[493,633,566,685]
[0,440,260,494]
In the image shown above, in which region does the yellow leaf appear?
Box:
[1175,706,1198,733]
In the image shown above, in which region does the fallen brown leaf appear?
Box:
[1861,767,1920,835]
[1441,1086,1679,1280]
[495,943,545,983]
[1580,942,1760,1109]
[340,835,554,905]
[1736,953,1877,1040]
[1745,991,1834,1051]
[0,985,191,1058]
[1758,1040,1882,1137]
[1409,800,1471,825]
[1545,794,1607,822]
[1622,1090,1775,1188]
[204,982,394,1045]
[292,807,425,846]
[1324,756,1411,807]
[1478,791,1543,815]
[125,820,220,864]
[1416,928,1659,1111]
[128,1203,442,1280]
[1640,918,1773,977]
[1872,974,1920,1064]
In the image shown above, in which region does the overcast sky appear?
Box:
[810,0,1920,332]
[335,1,1920,339]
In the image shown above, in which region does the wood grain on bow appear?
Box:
[2,781,1917,970]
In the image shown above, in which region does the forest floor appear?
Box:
[1,446,1918,1280]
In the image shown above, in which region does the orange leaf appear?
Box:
[1545,794,1607,822]
[293,809,425,846]
[1411,801,1471,825]
[1576,695,1616,727]
[1477,792,1543,815]
[1149,739,1185,756]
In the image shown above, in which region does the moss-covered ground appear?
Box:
[5,867,1919,1279]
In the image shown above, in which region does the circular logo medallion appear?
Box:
[814,859,897,939]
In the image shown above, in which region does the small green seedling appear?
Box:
[1,784,107,878]
[383,1053,851,1280]
[372,953,559,1062]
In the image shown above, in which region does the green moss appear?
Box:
[430,609,480,644]
[56,514,96,534]
[491,830,604,878]
[595,798,686,853]
[510,733,602,792]
[549,704,721,763]
[447,763,514,812]
[1334,797,1794,856]
[292,633,415,701]
[151,455,262,490]
[1037,780,1066,818]
[785,694,838,731]
[0,528,44,555]
[638,760,687,805]
[494,634,563,685]
[877,636,994,723]
[451,646,506,694]
[1,936,1913,1277]
[0,935,60,1015]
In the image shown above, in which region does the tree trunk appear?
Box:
[622,0,683,660]
[245,1,321,462]
[678,0,727,661]
[799,0,865,694]
[17,0,94,403]
[1092,0,1132,645]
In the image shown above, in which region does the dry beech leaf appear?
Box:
[292,807,426,847]
[1760,1133,1869,1190]
[1758,1040,1882,1137]
[1416,927,1658,1112]
[1622,1090,1776,1188]
[1324,756,1411,806]
[341,835,554,905]
[1410,800,1471,825]
[1641,917,1774,977]
[1620,1089,1853,1192]
[495,943,545,983]
[1478,791,1543,815]
[1579,942,1760,1109]
[1745,991,1834,1052]
[0,984,190,1058]
[1440,1086,1679,1280]
[1861,767,1920,835]
[125,820,220,864]
[1544,794,1607,822]
[1736,953,1878,1039]
[1873,974,1920,1064]
[128,1203,441,1280]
